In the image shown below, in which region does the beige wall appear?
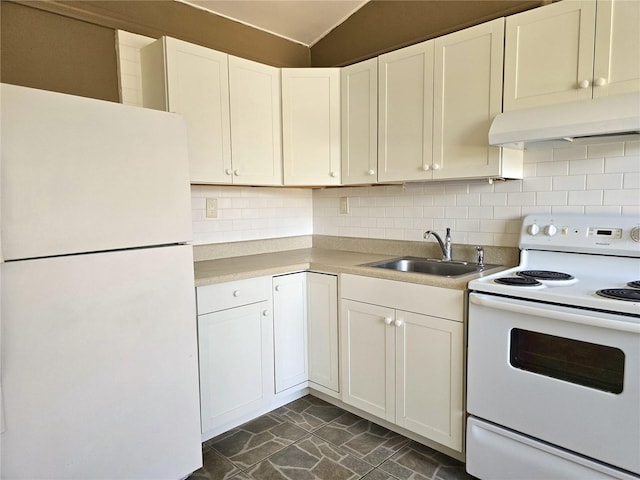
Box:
[0,2,120,102]
[310,0,545,66]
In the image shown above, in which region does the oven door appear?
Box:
[467,292,640,475]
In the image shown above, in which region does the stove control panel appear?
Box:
[520,214,640,256]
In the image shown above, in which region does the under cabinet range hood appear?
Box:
[489,92,640,149]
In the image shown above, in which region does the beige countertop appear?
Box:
[194,247,507,290]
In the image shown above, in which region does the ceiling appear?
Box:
[178,0,370,47]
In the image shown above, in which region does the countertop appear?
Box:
[194,247,507,290]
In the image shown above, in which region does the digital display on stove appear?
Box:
[588,227,622,239]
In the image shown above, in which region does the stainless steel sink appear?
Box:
[360,256,497,277]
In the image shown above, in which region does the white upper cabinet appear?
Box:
[378,41,434,182]
[282,68,341,186]
[593,0,640,98]
[141,37,231,184]
[504,0,640,111]
[341,58,378,185]
[228,56,282,185]
[433,18,522,180]
[141,37,282,185]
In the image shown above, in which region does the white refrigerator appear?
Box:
[0,84,202,479]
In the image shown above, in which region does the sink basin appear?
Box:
[360,256,497,277]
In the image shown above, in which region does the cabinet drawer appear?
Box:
[197,276,271,315]
[341,274,464,322]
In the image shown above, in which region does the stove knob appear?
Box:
[544,224,557,236]
[527,224,540,236]
[631,226,640,242]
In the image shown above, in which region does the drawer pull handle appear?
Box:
[384,317,393,325]
[233,290,241,297]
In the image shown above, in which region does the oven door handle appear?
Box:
[470,293,640,333]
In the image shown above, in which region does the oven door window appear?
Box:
[510,329,625,394]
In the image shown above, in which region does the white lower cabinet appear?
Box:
[340,274,465,452]
[196,271,339,438]
[196,276,273,437]
[307,272,339,396]
[273,272,308,393]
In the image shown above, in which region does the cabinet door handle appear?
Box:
[432,163,441,171]
[233,290,241,297]
[422,164,430,171]
[225,168,233,175]
[384,317,393,325]
[234,169,240,176]
[394,319,404,328]
[262,309,270,317]
[595,77,607,87]
[275,285,281,292]
[330,171,338,178]
[368,169,375,176]
[578,79,590,89]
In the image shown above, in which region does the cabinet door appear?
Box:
[340,300,395,422]
[198,300,273,434]
[433,19,505,180]
[273,273,308,393]
[395,311,464,451]
[593,0,640,98]
[307,272,339,395]
[341,58,378,185]
[378,40,434,182]
[282,68,341,186]
[503,1,597,111]
[162,37,232,183]
[229,56,283,185]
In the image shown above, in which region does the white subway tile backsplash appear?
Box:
[507,192,536,206]
[553,175,586,191]
[587,142,625,159]
[536,191,568,206]
[480,192,507,206]
[604,189,640,206]
[538,160,569,176]
[605,155,640,173]
[455,193,481,206]
[313,138,640,247]
[568,190,603,206]
[522,176,552,192]
[624,172,640,189]
[625,140,640,156]
[585,205,622,215]
[586,173,623,190]
[569,158,604,175]
[553,145,587,161]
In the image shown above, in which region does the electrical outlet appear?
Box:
[205,198,218,218]
[339,197,350,214]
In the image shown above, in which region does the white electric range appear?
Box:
[466,214,640,480]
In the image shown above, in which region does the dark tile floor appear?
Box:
[188,395,477,480]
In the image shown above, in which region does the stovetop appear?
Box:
[469,214,640,317]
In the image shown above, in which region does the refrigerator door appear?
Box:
[1,84,193,261]
[1,245,202,479]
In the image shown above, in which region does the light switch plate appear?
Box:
[206,198,218,218]
[339,197,350,214]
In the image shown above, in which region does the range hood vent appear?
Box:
[489,92,640,150]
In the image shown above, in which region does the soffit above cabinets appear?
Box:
[178,0,370,47]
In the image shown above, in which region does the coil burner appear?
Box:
[596,289,640,302]
[495,277,542,287]
[517,270,575,281]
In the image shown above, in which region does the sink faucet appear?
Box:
[424,227,452,261]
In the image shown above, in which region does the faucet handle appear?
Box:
[475,245,485,267]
